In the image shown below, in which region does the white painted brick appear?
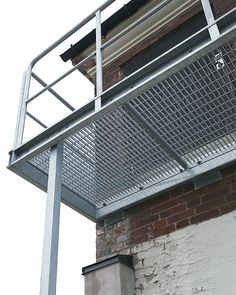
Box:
[135,267,154,279]
[132,240,155,254]
[132,211,236,295]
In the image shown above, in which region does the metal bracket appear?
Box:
[193,169,222,190]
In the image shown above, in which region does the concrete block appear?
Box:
[82,255,134,295]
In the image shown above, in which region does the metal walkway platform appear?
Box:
[8,4,236,221]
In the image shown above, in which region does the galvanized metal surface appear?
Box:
[28,35,236,213]
[201,0,220,40]
[8,3,236,220]
[39,143,63,295]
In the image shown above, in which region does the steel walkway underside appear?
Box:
[8,12,236,221]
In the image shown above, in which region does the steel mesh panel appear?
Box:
[64,107,181,208]
[129,39,236,165]
[29,37,236,209]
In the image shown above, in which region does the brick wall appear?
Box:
[211,0,236,17]
[96,164,236,261]
[102,2,203,90]
[74,0,236,92]
[132,210,236,294]
[102,0,236,90]
[73,1,204,91]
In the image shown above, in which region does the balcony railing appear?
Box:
[8,1,236,220]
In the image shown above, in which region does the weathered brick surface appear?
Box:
[96,164,236,261]
[132,210,236,294]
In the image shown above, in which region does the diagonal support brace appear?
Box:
[31,72,75,111]
[123,103,188,170]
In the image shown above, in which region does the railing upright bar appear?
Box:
[95,9,103,111]
[13,65,32,148]
[201,0,220,40]
[13,72,26,149]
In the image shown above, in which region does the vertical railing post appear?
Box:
[13,71,26,149]
[13,65,32,149]
[201,0,220,40]
[40,142,63,295]
[95,10,103,111]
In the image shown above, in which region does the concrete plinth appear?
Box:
[82,255,134,295]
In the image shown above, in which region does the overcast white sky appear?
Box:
[0,1,128,294]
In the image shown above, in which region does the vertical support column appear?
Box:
[201,0,220,40]
[95,10,103,111]
[40,142,63,295]
[13,65,32,149]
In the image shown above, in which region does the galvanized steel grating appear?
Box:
[29,37,236,209]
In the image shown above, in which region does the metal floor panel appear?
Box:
[29,37,236,210]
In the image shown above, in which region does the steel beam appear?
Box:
[96,148,236,219]
[123,103,188,169]
[7,159,96,220]
[40,142,63,295]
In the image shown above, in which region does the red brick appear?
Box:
[153,219,167,229]
[160,204,187,218]
[220,201,236,215]
[133,226,150,238]
[183,190,203,202]
[232,183,236,192]
[135,208,152,219]
[131,232,149,245]
[195,198,225,214]
[201,187,230,203]
[154,224,176,238]
[176,219,190,229]
[187,198,201,208]
[221,164,236,177]
[183,183,194,194]
[226,192,236,203]
[190,208,220,225]
[135,214,159,228]
[206,180,224,193]
[220,173,236,186]
[170,187,183,198]
[167,209,194,224]
[152,199,179,215]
